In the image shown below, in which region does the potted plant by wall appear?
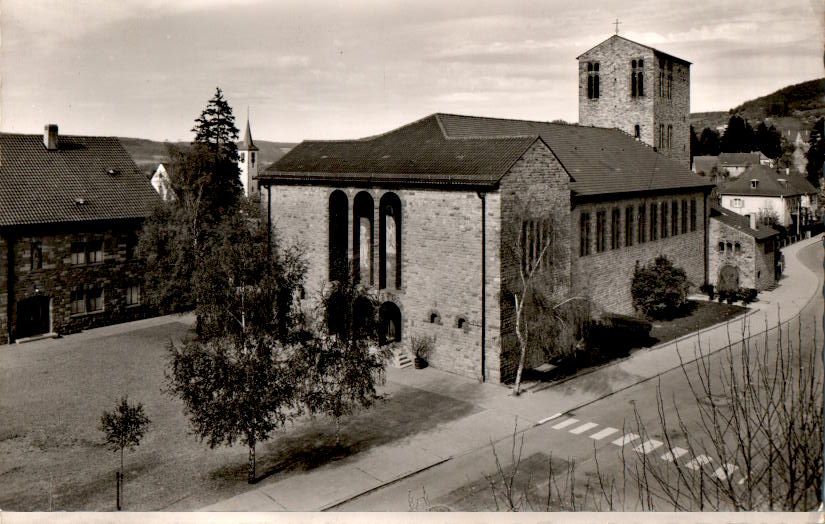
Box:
[410,335,434,369]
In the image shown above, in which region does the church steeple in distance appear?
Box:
[237,112,260,196]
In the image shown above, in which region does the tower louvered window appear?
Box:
[587,62,600,99]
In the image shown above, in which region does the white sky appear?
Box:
[1,0,823,142]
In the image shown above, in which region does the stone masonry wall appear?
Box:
[263,183,504,382]
[0,222,150,343]
[571,192,707,315]
[498,140,572,382]
[708,219,776,291]
[652,52,690,168]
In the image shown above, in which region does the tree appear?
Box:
[166,333,298,483]
[754,122,782,159]
[99,396,151,510]
[698,127,721,157]
[631,256,690,319]
[720,115,755,153]
[300,270,392,445]
[806,118,824,188]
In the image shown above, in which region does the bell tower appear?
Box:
[238,115,260,196]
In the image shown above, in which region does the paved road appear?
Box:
[334,239,824,511]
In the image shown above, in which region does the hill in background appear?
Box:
[691,78,824,141]
[120,137,296,177]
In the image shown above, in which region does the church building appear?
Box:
[258,35,713,383]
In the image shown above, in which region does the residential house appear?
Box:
[719,165,803,231]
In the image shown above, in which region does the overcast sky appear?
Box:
[1,0,823,142]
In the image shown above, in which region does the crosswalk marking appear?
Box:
[552,418,579,430]
[611,433,641,446]
[684,455,713,470]
[569,422,599,435]
[537,413,563,425]
[589,427,619,440]
[634,439,664,454]
[714,464,738,481]
[661,447,689,462]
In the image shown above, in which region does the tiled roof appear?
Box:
[264,114,713,197]
[720,165,803,198]
[710,203,778,240]
[693,155,720,175]
[718,152,762,166]
[0,133,161,227]
[576,35,691,65]
[787,173,818,194]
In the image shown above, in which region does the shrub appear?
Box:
[631,256,690,319]
[586,313,652,356]
[699,283,715,300]
[410,334,435,361]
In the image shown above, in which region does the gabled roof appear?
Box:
[710,203,778,240]
[264,113,713,197]
[238,118,259,152]
[787,173,818,194]
[576,35,691,65]
[720,165,803,198]
[718,152,762,166]
[0,133,161,227]
[693,155,720,175]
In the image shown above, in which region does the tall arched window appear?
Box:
[353,192,374,284]
[329,190,349,282]
[379,192,402,289]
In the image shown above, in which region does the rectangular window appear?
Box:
[87,240,103,264]
[667,62,673,99]
[667,125,673,149]
[70,242,86,265]
[30,241,43,270]
[659,124,665,149]
[86,287,104,312]
[718,242,725,252]
[661,202,669,239]
[611,208,621,250]
[520,220,550,273]
[650,203,658,241]
[125,232,138,260]
[681,200,688,234]
[638,205,647,243]
[126,285,140,306]
[690,199,697,232]
[625,207,634,247]
[596,210,606,253]
[579,213,591,256]
[671,201,679,236]
[70,289,85,315]
[587,62,600,99]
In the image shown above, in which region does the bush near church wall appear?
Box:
[630,255,691,319]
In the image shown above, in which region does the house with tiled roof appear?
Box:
[0,125,161,342]
[718,151,773,177]
[719,164,805,230]
[708,204,778,293]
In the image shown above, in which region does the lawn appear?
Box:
[0,319,475,511]
[647,300,748,346]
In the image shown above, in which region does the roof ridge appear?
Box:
[575,34,691,65]
[436,112,577,129]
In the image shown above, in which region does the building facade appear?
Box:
[0,126,161,343]
[578,35,691,168]
[708,205,777,292]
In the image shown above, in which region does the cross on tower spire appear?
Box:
[614,18,621,35]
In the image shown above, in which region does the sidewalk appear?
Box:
[201,234,823,512]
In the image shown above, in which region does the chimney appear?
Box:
[44,124,58,150]
[750,213,758,230]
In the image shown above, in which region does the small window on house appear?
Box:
[659,124,665,149]
[596,210,606,253]
[750,179,759,189]
[30,241,43,270]
[455,316,468,330]
[690,199,697,232]
[87,240,103,264]
[734,242,741,254]
[70,289,85,315]
[70,242,86,265]
[87,287,104,312]
[240,152,246,163]
[125,232,138,260]
[726,242,733,252]
[126,285,140,306]
[625,207,634,247]
[634,125,641,139]
[611,208,621,250]
[667,125,673,149]
[718,241,725,252]
[579,212,592,256]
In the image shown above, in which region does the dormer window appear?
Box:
[750,179,759,189]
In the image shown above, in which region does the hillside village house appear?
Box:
[693,152,773,178]
[258,35,714,383]
[0,125,160,343]
[719,164,811,232]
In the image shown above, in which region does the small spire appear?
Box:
[240,114,259,151]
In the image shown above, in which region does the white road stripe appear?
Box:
[552,418,579,430]
[634,439,664,454]
[684,455,713,470]
[569,422,599,435]
[537,413,563,425]
[661,447,689,462]
[714,464,739,481]
[611,433,641,446]
[589,427,619,440]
